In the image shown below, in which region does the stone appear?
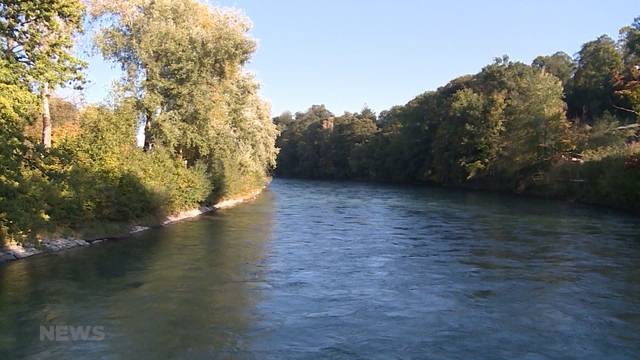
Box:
[130,226,150,234]
[11,246,41,259]
[0,252,17,263]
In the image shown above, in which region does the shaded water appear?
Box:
[1,178,640,359]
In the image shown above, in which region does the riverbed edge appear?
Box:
[0,187,266,265]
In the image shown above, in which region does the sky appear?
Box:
[63,0,639,116]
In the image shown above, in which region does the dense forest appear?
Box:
[275,17,640,213]
[0,0,278,244]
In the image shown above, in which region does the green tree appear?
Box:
[532,51,576,87]
[616,16,640,119]
[91,0,256,153]
[433,88,505,182]
[620,16,640,64]
[0,0,86,147]
[91,0,277,196]
[293,105,335,178]
[0,68,40,240]
[332,108,378,178]
[498,67,572,183]
[274,111,301,177]
[571,35,624,122]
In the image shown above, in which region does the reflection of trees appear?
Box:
[457,191,585,280]
[0,227,166,357]
[106,191,274,357]
[0,192,274,358]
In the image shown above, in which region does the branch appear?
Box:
[611,103,640,116]
[616,123,640,130]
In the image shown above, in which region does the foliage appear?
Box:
[90,0,278,197]
[275,17,640,213]
[0,0,277,244]
[278,59,571,189]
[532,51,575,87]
[274,105,378,180]
[570,35,624,122]
[0,72,40,240]
[0,0,86,86]
[616,17,640,118]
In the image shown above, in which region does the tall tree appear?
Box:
[0,0,85,147]
[498,67,572,181]
[571,35,624,122]
[615,16,640,119]
[532,51,576,86]
[331,108,377,178]
[620,16,640,64]
[90,0,257,153]
[90,0,278,194]
[293,105,334,178]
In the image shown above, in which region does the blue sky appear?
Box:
[65,0,638,116]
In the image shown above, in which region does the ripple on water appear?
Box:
[0,178,639,359]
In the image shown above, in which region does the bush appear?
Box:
[1,103,214,244]
[580,145,640,212]
[128,149,211,215]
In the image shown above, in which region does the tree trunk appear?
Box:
[143,109,153,151]
[7,39,15,59]
[41,83,52,148]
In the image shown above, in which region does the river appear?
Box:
[1,179,639,359]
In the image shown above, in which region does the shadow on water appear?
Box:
[0,191,275,359]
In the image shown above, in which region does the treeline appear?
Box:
[275,18,640,212]
[0,0,277,243]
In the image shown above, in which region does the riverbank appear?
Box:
[0,187,266,265]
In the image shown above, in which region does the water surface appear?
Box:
[1,179,639,359]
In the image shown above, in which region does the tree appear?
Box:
[532,51,575,87]
[332,108,377,178]
[0,0,86,147]
[498,67,572,182]
[620,16,640,64]
[0,66,39,239]
[23,95,80,140]
[293,105,334,178]
[274,111,300,177]
[91,0,256,153]
[615,16,640,120]
[433,88,505,182]
[571,35,624,122]
[90,0,278,195]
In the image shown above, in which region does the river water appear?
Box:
[1,179,639,359]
